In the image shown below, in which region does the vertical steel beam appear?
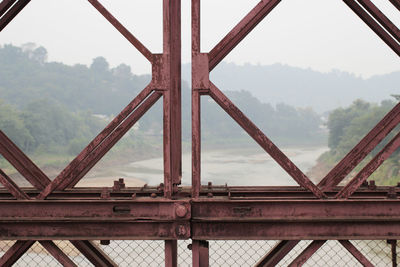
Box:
[192,0,201,198]
[389,240,397,267]
[0,0,30,31]
[165,240,178,267]
[192,240,209,267]
[339,240,374,267]
[287,240,326,267]
[163,0,182,198]
[255,240,298,267]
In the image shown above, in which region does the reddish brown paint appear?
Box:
[344,0,400,56]
[339,240,374,267]
[39,241,78,267]
[288,240,326,267]
[0,0,399,266]
[255,240,298,267]
[0,0,17,17]
[318,102,400,190]
[0,0,30,32]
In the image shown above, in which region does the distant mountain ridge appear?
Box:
[183,62,400,112]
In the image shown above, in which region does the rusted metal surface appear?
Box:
[343,0,400,56]
[39,241,78,267]
[287,240,326,267]
[208,0,281,70]
[192,240,209,267]
[0,0,30,31]
[70,240,117,267]
[255,240,298,267]
[318,102,400,190]
[336,131,400,198]
[339,240,374,267]
[0,0,399,266]
[0,130,51,190]
[0,240,35,267]
[0,0,17,18]
[208,83,326,198]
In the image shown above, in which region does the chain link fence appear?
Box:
[0,239,398,266]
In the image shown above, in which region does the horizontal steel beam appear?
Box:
[0,200,190,221]
[0,185,397,199]
[0,197,400,240]
[191,221,400,240]
[0,221,191,240]
[192,199,400,221]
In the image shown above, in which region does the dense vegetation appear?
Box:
[316,99,399,185]
[0,43,326,172]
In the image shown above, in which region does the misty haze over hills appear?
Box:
[183,62,400,113]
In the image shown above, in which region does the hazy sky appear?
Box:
[1,0,399,77]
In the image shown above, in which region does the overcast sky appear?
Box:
[0,0,399,77]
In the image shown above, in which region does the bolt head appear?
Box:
[175,204,188,218]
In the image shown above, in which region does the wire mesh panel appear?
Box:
[302,241,361,267]
[352,240,394,266]
[208,240,278,267]
[101,240,164,267]
[0,240,15,258]
[179,240,192,266]
[1,239,398,266]
[206,240,396,267]
[15,242,62,267]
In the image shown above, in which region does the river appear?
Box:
[119,146,329,186]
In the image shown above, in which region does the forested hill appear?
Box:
[0,44,326,159]
[182,62,400,113]
[310,99,400,185]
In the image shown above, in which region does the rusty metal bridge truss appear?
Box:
[0,0,400,266]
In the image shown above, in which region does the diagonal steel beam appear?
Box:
[0,240,35,267]
[39,241,77,267]
[339,240,374,267]
[318,102,400,190]
[70,240,117,267]
[287,240,326,267]
[0,164,117,266]
[389,0,400,12]
[37,91,162,199]
[356,0,400,42]
[255,240,298,267]
[0,168,29,199]
[0,0,30,32]
[0,0,17,17]
[208,82,326,198]
[336,131,400,199]
[55,84,154,190]
[88,0,153,62]
[0,130,51,189]
[208,0,281,71]
[343,0,400,56]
